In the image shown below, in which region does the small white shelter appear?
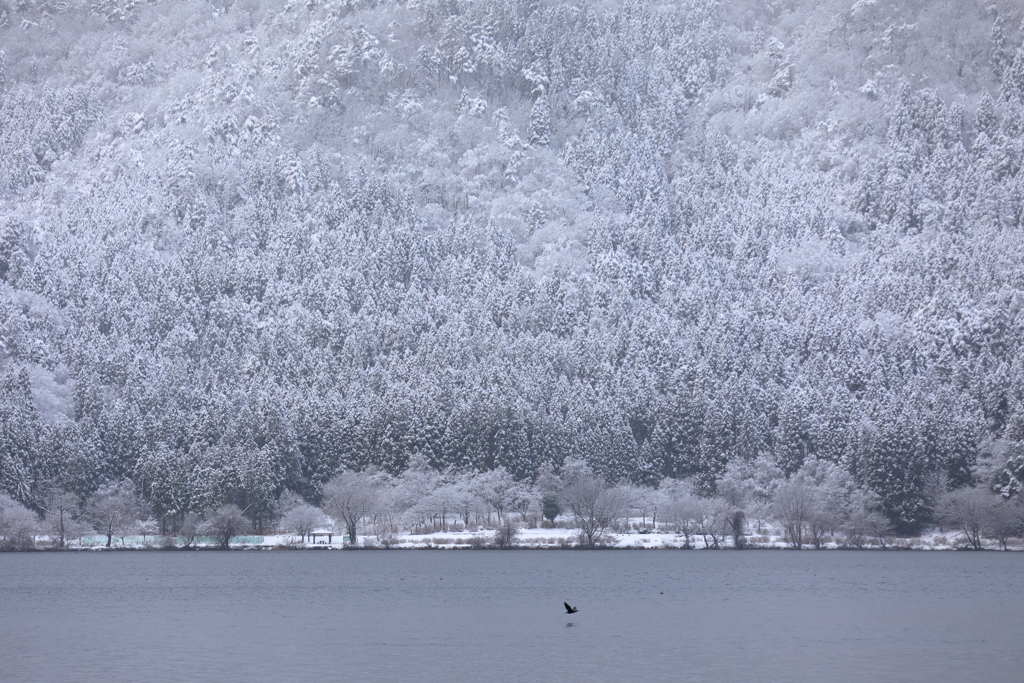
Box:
[309,529,334,544]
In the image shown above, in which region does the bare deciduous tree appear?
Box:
[936,485,1024,550]
[937,487,991,550]
[664,481,699,548]
[493,517,519,549]
[560,461,625,548]
[867,511,894,548]
[452,479,481,529]
[772,478,813,549]
[841,489,884,548]
[511,482,537,523]
[133,518,159,545]
[206,504,249,549]
[280,503,325,543]
[371,485,400,546]
[473,467,519,526]
[694,496,730,549]
[841,510,871,549]
[86,480,142,548]
[985,500,1023,550]
[42,487,84,549]
[728,509,746,549]
[808,509,832,550]
[177,512,204,549]
[323,471,378,546]
[0,493,38,550]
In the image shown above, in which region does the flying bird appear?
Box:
[564,602,578,614]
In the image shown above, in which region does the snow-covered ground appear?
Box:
[60,522,1024,551]
[251,526,1022,551]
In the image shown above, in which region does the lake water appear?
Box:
[1,550,1021,683]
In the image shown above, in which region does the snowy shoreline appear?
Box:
[15,524,1023,552]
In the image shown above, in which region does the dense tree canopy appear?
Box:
[1,0,1023,532]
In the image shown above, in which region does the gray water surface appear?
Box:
[1,550,1021,683]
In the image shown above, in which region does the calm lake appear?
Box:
[1,550,1021,683]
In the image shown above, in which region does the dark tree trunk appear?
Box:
[347,521,357,546]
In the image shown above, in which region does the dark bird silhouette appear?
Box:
[564,602,578,614]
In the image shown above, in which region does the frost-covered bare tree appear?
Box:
[451,476,482,529]
[280,503,325,543]
[716,457,784,534]
[371,484,401,546]
[772,478,814,550]
[42,487,84,549]
[618,484,647,528]
[935,487,1008,550]
[799,460,856,542]
[85,480,142,548]
[0,493,37,550]
[206,504,250,549]
[473,467,519,526]
[984,500,1024,550]
[693,496,731,549]
[727,509,746,549]
[510,481,538,523]
[177,513,205,549]
[664,482,700,549]
[132,518,159,545]
[842,489,887,549]
[493,517,519,549]
[560,460,625,548]
[323,471,378,546]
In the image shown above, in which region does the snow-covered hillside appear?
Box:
[1,0,1024,537]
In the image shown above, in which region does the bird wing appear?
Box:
[564,602,573,612]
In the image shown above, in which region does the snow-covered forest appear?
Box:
[2,0,1024,540]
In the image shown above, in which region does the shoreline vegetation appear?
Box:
[6,522,1024,553]
[3,456,1023,553]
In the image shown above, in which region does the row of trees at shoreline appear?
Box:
[3,456,1022,551]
